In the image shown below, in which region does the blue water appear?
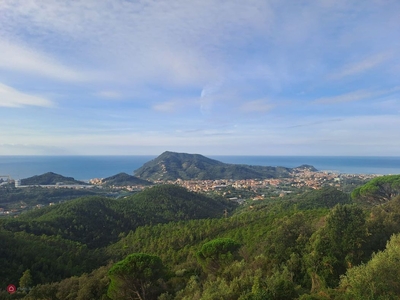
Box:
[0,155,400,180]
[212,156,400,176]
[0,156,155,181]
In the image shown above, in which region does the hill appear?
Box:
[0,228,104,286]
[21,172,86,185]
[351,174,400,205]
[5,186,400,299]
[101,172,152,186]
[134,151,308,181]
[290,186,351,209]
[293,164,318,172]
[126,184,235,222]
[2,185,235,248]
[0,186,97,207]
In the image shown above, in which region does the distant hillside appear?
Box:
[291,187,351,210]
[2,185,235,248]
[21,172,86,185]
[134,151,311,181]
[101,172,152,186]
[0,186,97,206]
[294,164,318,172]
[127,184,235,222]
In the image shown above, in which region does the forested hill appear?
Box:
[2,185,235,248]
[101,172,152,186]
[351,174,400,205]
[134,151,314,181]
[5,184,400,299]
[21,172,86,185]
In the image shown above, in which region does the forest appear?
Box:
[1,175,400,299]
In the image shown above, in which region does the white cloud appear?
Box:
[329,52,392,80]
[152,99,190,113]
[0,0,399,155]
[153,100,183,113]
[1,112,400,156]
[0,0,274,87]
[0,39,87,82]
[0,83,53,107]
[1,0,399,92]
[313,87,400,105]
[314,90,375,104]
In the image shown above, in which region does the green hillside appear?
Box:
[101,172,152,186]
[26,195,400,300]
[2,185,235,248]
[127,184,234,221]
[134,151,305,181]
[3,196,138,248]
[290,186,351,209]
[21,172,87,185]
[0,228,104,287]
[0,186,97,207]
[4,184,400,299]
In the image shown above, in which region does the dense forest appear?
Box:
[1,175,400,299]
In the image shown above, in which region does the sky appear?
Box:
[0,0,399,156]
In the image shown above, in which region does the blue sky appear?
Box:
[0,0,399,156]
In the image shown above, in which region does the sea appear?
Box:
[1,155,400,181]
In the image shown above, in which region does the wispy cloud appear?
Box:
[0,40,87,82]
[329,52,391,80]
[0,0,399,155]
[0,143,68,155]
[314,90,375,104]
[0,0,278,89]
[0,83,53,107]
[95,91,122,99]
[152,98,197,113]
[240,99,274,113]
[152,102,176,113]
[286,118,343,129]
[313,87,400,105]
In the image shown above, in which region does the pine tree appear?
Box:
[19,269,33,291]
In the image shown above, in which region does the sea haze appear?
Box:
[1,155,400,181]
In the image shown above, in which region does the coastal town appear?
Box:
[151,169,377,200]
[88,168,378,205]
[92,168,377,193]
[0,168,379,217]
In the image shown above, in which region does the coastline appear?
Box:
[1,155,400,180]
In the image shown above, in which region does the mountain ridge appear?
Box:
[134,151,317,181]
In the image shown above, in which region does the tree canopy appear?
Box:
[340,233,400,299]
[351,175,400,204]
[108,253,167,300]
[3,181,400,299]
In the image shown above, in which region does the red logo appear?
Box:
[7,284,16,294]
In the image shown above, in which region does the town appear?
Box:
[153,169,377,201]
[91,168,377,204]
[0,169,378,217]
